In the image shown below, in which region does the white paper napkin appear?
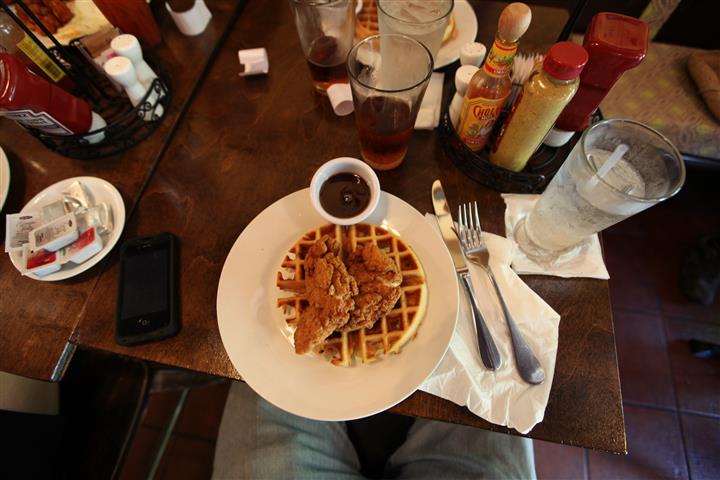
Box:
[502,194,610,279]
[420,214,560,434]
[414,72,444,130]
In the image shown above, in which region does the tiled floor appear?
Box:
[118,383,231,480]
[535,167,720,480]
[118,169,720,479]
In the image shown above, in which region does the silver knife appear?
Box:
[432,180,502,370]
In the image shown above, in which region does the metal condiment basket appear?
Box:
[438,0,593,193]
[0,0,170,159]
[439,88,601,193]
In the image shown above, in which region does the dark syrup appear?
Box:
[319,173,371,218]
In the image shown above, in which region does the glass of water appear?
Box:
[515,119,686,260]
[377,0,454,63]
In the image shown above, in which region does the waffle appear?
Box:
[276,223,428,366]
[355,0,379,40]
[355,0,457,43]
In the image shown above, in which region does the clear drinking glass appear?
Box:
[377,0,453,63]
[289,0,355,93]
[515,119,686,260]
[347,34,433,170]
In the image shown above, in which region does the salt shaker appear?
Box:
[449,42,486,128]
[110,34,158,88]
[460,42,487,68]
[104,56,164,121]
[450,65,479,128]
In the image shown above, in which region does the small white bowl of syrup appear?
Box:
[310,157,380,226]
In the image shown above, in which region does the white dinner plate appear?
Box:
[216,188,459,421]
[0,146,9,212]
[9,176,125,281]
[436,0,479,69]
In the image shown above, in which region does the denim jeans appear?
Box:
[213,382,536,480]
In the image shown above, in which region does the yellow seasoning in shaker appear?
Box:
[490,42,588,172]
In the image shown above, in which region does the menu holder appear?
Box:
[439,85,601,194]
[0,1,171,160]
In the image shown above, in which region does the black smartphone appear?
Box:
[116,232,179,346]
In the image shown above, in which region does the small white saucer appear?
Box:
[8,176,126,281]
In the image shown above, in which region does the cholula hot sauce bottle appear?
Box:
[456,3,531,152]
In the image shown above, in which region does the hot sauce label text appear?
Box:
[457,94,509,151]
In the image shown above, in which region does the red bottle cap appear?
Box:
[587,13,648,62]
[543,42,589,80]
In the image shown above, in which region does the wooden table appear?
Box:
[75,0,625,453]
[0,0,243,380]
[2,0,626,454]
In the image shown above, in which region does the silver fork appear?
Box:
[458,202,546,385]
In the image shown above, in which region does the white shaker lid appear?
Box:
[460,42,487,67]
[110,34,143,63]
[83,112,107,144]
[543,127,575,147]
[104,56,137,87]
[327,83,354,116]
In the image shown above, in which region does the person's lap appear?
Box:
[213,382,536,480]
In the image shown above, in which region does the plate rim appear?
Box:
[8,175,126,282]
[216,188,459,421]
[0,146,9,212]
[436,0,479,69]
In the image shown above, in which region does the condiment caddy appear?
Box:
[0,1,171,159]
[441,2,570,193]
[439,104,590,193]
[440,5,643,193]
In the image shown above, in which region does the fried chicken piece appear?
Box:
[294,236,358,354]
[15,0,73,35]
[342,242,402,332]
[46,0,73,24]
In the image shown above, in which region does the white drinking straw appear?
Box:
[596,143,629,179]
[584,143,629,191]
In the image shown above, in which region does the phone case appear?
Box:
[115,232,180,346]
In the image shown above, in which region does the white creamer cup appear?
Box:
[327,83,354,116]
[310,157,380,226]
[166,0,212,36]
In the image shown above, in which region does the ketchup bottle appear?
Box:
[0,11,76,93]
[0,53,106,143]
[456,3,532,152]
[543,13,648,147]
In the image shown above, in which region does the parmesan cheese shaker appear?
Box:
[490,42,588,172]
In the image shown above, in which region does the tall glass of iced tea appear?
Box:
[347,34,433,170]
[289,0,355,93]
